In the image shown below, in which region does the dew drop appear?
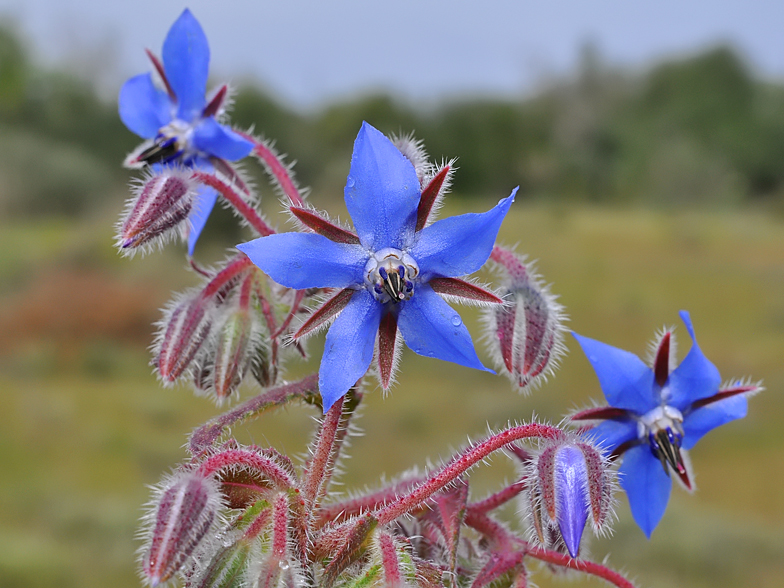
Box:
[346,176,355,188]
[279,560,290,570]
[451,315,462,327]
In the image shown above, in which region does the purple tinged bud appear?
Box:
[486,246,566,393]
[117,169,197,255]
[526,439,616,559]
[212,309,253,402]
[553,446,589,558]
[155,291,214,384]
[141,471,224,587]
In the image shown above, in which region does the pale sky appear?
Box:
[2,0,783,110]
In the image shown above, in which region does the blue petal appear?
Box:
[586,419,639,455]
[237,233,368,289]
[118,73,173,139]
[319,290,382,411]
[344,122,420,250]
[412,189,516,279]
[163,9,209,120]
[554,446,589,558]
[682,395,747,450]
[619,444,672,538]
[572,332,657,413]
[397,284,492,372]
[186,184,218,255]
[193,119,253,161]
[665,311,722,410]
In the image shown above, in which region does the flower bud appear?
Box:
[524,440,615,558]
[486,247,566,392]
[141,471,224,586]
[154,291,215,384]
[186,534,252,588]
[117,169,198,255]
[211,309,254,402]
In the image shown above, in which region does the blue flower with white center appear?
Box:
[118,9,253,255]
[238,122,516,411]
[572,311,761,537]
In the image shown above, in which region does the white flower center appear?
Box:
[364,248,419,304]
[139,119,198,166]
[637,405,686,475]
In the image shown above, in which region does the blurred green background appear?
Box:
[0,23,783,588]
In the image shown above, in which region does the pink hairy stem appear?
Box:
[378,532,402,586]
[188,374,320,454]
[302,393,354,513]
[469,478,527,514]
[272,289,307,338]
[237,131,303,206]
[526,546,637,588]
[197,449,296,490]
[315,475,427,527]
[192,171,275,237]
[375,423,564,525]
[200,255,254,300]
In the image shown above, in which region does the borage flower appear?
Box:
[118,9,253,254]
[572,311,761,537]
[238,122,516,410]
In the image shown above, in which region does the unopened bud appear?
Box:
[117,169,197,255]
[141,471,224,587]
[524,440,616,558]
[186,533,251,588]
[487,247,566,392]
[154,291,215,384]
[211,309,254,402]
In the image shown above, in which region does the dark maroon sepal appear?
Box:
[290,206,361,244]
[203,84,228,119]
[294,288,355,339]
[377,313,398,390]
[570,406,632,422]
[654,331,671,387]
[145,48,176,100]
[689,384,760,411]
[415,165,450,231]
[429,277,503,304]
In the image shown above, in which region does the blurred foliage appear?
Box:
[1,24,784,224]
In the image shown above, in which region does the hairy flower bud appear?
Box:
[117,169,198,255]
[154,290,215,384]
[524,439,616,558]
[141,471,224,586]
[211,309,254,401]
[486,246,566,392]
[185,534,251,588]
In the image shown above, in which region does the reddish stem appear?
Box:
[201,255,254,300]
[188,374,320,454]
[192,171,275,237]
[237,132,303,206]
[526,546,637,588]
[375,423,563,525]
[315,475,427,527]
[469,479,527,514]
[303,395,345,511]
[272,290,307,338]
[197,449,296,490]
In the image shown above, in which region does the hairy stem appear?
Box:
[375,423,563,525]
[526,547,636,588]
[192,170,275,236]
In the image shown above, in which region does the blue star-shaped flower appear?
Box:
[238,122,516,411]
[572,311,759,537]
[118,8,253,255]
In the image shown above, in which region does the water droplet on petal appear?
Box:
[346,176,355,188]
[451,315,462,327]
